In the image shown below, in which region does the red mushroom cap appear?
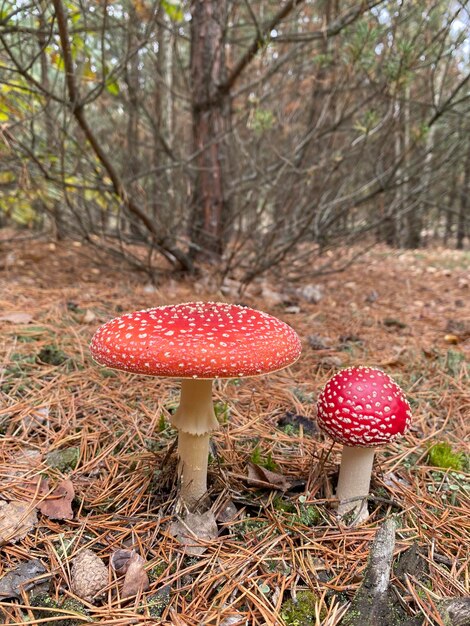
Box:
[90,301,301,379]
[316,366,412,447]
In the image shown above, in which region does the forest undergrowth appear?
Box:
[0,234,468,625]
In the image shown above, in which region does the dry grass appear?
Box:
[0,236,469,625]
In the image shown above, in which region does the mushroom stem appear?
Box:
[177,430,210,508]
[170,378,219,509]
[336,445,375,521]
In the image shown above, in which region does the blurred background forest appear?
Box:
[0,0,469,282]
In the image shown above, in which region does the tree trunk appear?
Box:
[38,4,65,239]
[152,10,176,235]
[457,133,470,250]
[189,0,231,260]
[124,3,141,238]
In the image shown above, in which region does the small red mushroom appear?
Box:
[316,366,412,524]
[90,302,301,510]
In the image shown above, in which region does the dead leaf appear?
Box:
[81,309,96,324]
[0,559,48,599]
[110,549,150,598]
[246,463,293,492]
[36,479,74,520]
[0,500,38,545]
[0,312,33,324]
[110,549,133,576]
[122,552,150,598]
[169,510,218,556]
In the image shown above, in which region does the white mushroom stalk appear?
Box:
[316,367,412,525]
[89,302,301,513]
[170,378,219,508]
[335,446,375,521]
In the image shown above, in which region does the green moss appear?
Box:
[293,505,321,527]
[146,586,171,618]
[250,445,279,471]
[158,413,167,432]
[428,442,465,471]
[100,369,117,378]
[16,326,48,342]
[441,350,467,377]
[37,345,69,366]
[273,496,296,513]
[281,591,325,625]
[148,560,168,582]
[46,447,80,472]
[233,516,270,540]
[281,423,298,436]
[30,593,89,625]
[214,401,230,424]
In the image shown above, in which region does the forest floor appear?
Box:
[0,233,469,626]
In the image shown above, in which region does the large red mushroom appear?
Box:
[90,302,301,510]
[316,366,412,524]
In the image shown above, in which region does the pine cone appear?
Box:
[71,549,107,603]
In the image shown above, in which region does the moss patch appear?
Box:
[30,593,89,625]
[427,442,465,471]
[281,590,325,625]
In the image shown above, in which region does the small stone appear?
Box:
[297,284,322,304]
[318,356,343,369]
[284,305,301,314]
[143,283,158,294]
[365,290,378,303]
[307,334,330,350]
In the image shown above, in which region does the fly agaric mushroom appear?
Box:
[90,302,301,510]
[316,366,412,524]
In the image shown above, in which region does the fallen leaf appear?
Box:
[0,312,33,324]
[122,553,150,598]
[71,549,108,603]
[246,463,293,492]
[169,510,218,556]
[36,479,74,520]
[0,500,38,545]
[110,549,133,576]
[81,309,96,324]
[0,559,48,599]
[110,549,150,598]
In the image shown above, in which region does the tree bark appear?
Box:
[457,131,470,250]
[124,3,141,238]
[189,0,231,260]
